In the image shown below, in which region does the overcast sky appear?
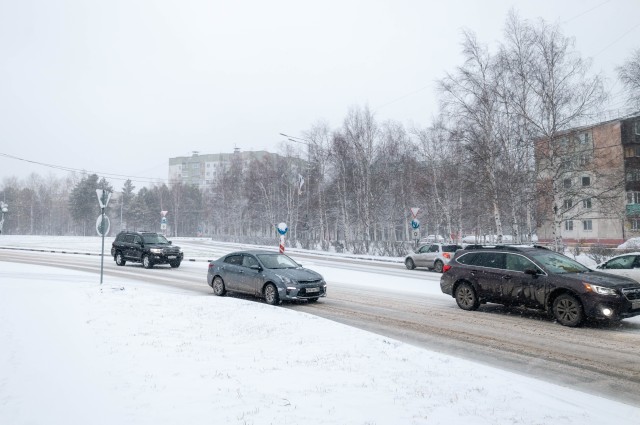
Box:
[1,0,639,188]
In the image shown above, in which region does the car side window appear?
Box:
[418,245,430,253]
[428,245,439,253]
[242,255,259,268]
[124,235,134,243]
[604,256,635,269]
[505,254,537,272]
[224,255,243,265]
[473,252,506,269]
[133,235,142,244]
[456,252,478,265]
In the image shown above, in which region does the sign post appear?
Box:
[161,211,168,235]
[96,189,112,284]
[277,222,288,253]
[410,207,421,248]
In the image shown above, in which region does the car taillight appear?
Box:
[442,264,451,273]
[443,252,451,259]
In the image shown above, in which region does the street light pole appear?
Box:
[0,201,8,235]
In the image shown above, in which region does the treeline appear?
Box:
[1,13,638,255]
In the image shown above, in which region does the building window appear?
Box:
[563,178,572,188]
[635,121,640,136]
[583,198,592,209]
[628,170,640,182]
[577,132,590,145]
[625,146,640,158]
[632,219,640,231]
[565,220,573,231]
[578,154,590,166]
[563,199,573,210]
[583,220,593,231]
[628,192,640,204]
[581,176,591,186]
[561,158,573,170]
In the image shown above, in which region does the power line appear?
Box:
[0,152,166,185]
[560,0,612,24]
[593,22,640,58]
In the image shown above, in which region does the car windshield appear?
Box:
[531,251,590,274]
[142,234,169,244]
[256,254,299,269]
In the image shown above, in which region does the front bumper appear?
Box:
[280,284,327,301]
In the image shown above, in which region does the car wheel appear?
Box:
[434,260,444,273]
[115,252,126,266]
[142,255,153,269]
[264,283,280,306]
[405,258,416,270]
[553,293,584,327]
[212,276,226,296]
[169,260,181,268]
[454,282,479,311]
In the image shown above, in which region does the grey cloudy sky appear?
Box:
[1,0,639,187]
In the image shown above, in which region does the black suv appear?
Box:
[440,245,640,327]
[111,231,183,269]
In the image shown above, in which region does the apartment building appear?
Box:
[536,112,640,246]
[168,150,276,189]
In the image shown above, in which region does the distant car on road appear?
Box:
[594,252,640,283]
[440,245,640,327]
[207,250,327,305]
[111,231,183,269]
[405,243,463,273]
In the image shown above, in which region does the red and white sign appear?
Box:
[410,207,420,219]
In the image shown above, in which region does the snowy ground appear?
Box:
[1,236,640,424]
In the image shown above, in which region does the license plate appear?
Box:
[306,287,320,293]
[168,256,176,259]
[633,300,640,310]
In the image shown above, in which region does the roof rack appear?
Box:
[463,244,549,252]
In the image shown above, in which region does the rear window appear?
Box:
[443,245,462,253]
[455,251,505,269]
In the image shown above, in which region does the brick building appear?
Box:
[536,113,640,246]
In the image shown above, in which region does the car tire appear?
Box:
[405,258,416,270]
[264,283,280,305]
[454,282,479,311]
[115,252,126,266]
[169,260,181,268]
[212,276,226,296]
[434,260,444,273]
[552,293,584,327]
[142,255,153,269]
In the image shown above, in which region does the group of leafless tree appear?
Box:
[1,13,639,255]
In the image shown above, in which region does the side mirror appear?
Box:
[524,268,539,276]
[168,241,172,245]
[250,265,262,272]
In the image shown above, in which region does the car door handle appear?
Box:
[502,275,512,280]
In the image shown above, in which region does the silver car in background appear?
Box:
[594,252,640,283]
[405,243,463,273]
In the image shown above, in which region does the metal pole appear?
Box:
[100,207,105,284]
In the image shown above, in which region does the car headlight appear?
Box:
[150,248,163,254]
[280,275,295,285]
[583,283,618,296]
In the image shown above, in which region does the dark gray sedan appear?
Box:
[207,250,327,305]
